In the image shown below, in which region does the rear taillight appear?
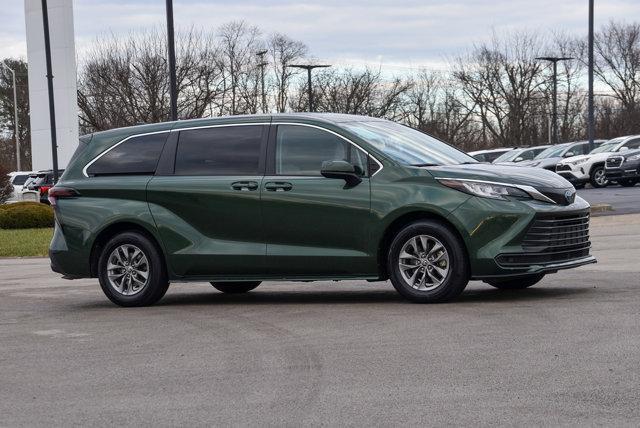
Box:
[48,187,80,206]
[40,186,51,196]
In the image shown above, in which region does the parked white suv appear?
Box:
[5,171,35,203]
[555,135,640,188]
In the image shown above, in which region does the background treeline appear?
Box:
[1,20,640,170]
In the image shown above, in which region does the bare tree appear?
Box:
[268,34,307,113]
[78,28,225,132]
[0,58,30,169]
[453,31,547,148]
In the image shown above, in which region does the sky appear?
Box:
[2,0,640,71]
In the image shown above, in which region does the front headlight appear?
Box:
[437,179,531,201]
[626,154,640,162]
[570,158,588,166]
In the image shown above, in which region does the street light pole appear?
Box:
[256,50,268,113]
[536,56,573,145]
[1,63,20,171]
[287,64,331,112]
[588,0,595,153]
[166,0,178,121]
[41,0,59,183]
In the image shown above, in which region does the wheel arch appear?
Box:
[588,161,605,175]
[89,221,167,277]
[376,210,469,280]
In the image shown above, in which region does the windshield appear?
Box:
[534,144,569,160]
[343,121,476,166]
[493,149,523,163]
[590,142,618,154]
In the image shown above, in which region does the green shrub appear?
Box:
[0,202,54,229]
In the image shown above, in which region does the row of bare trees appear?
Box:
[1,19,640,170]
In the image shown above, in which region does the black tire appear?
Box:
[210,281,261,294]
[484,273,545,290]
[589,165,608,188]
[387,220,469,303]
[97,231,169,307]
[618,178,638,187]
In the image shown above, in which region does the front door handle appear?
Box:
[264,181,293,192]
[231,181,258,191]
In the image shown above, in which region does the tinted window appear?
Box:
[87,133,168,176]
[175,126,263,175]
[275,125,367,176]
[11,174,30,185]
[624,138,640,150]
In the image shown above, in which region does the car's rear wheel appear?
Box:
[210,281,261,294]
[387,220,469,303]
[98,231,169,307]
[589,165,608,188]
[484,273,545,290]
[618,178,638,187]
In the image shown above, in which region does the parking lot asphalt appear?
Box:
[578,185,640,215]
[1,215,640,426]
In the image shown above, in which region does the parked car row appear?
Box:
[4,169,63,204]
[470,136,640,188]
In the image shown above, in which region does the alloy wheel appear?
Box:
[594,168,608,186]
[106,244,150,296]
[398,234,450,291]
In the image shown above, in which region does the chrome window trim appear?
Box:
[82,130,171,178]
[83,121,384,178]
[435,177,557,204]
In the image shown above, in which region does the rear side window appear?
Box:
[11,174,30,185]
[175,125,264,175]
[87,133,168,176]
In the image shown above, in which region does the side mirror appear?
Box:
[514,157,524,162]
[564,151,575,158]
[618,146,629,152]
[321,160,362,187]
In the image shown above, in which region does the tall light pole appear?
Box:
[41,0,59,183]
[166,0,178,121]
[256,50,268,113]
[1,63,20,171]
[287,64,331,112]
[587,0,595,153]
[536,56,573,145]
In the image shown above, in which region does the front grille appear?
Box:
[556,164,571,172]
[606,156,623,168]
[496,211,591,267]
[539,188,576,205]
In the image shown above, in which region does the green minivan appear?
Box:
[49,114,595,306]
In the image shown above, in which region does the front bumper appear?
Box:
[450,196,595,279]
[605,163,640,181]
[556,170,588,185]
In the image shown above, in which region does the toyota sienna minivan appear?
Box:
[49,114,595,306]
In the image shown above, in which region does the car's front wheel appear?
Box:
[589,165,608,188]
[97,231,169,307]
[210,281,261,293]
[484,273,545,290]
[387,220,469,303]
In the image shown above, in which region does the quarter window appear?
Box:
[275,125,367,176]
[87,133,168,176]
[175,126,264,175]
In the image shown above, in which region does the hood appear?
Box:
[427,163,576,205]
[559,152,610,165]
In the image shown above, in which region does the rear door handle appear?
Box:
[231,181,258,191]
[264,182,293,192]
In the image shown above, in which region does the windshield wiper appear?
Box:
[410,163,440,167]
